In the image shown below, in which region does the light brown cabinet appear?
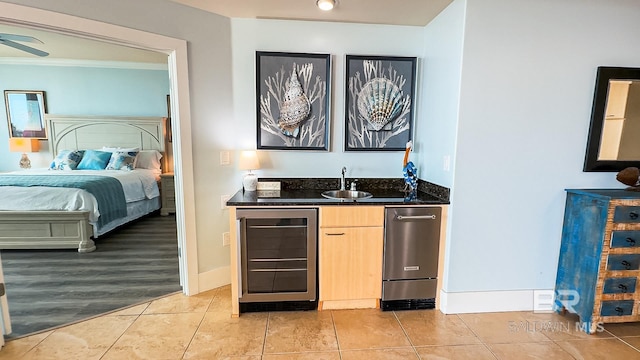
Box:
[318,206,384,310]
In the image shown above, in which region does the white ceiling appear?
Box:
[0,1,452,62]
[171,0,453,27]
[0,23,167,63]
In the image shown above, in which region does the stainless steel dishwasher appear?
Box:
[382,206,441,311]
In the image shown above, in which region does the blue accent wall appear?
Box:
[0,64,169,171]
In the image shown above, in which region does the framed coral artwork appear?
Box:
[256,51,331,150]
[345,55,416,151]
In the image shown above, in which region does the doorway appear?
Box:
[0,1,198,296]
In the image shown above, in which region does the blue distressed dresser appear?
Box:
[555,189,640,333]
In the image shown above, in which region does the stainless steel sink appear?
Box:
[321,190,373,200]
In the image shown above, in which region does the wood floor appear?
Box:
[0,213,181,339]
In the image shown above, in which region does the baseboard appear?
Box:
[439,289,553,314]
[198,266,231,292]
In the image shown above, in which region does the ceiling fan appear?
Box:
[0,33,49,57]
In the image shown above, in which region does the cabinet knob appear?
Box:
[618,284,628,292]
[627,237,637,246]
[615,306,625,315]
[622,260,632,270]
[630,211,639,220]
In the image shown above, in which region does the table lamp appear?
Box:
[9,138,40,169]
[239,150,260,192]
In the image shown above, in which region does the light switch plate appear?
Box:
[220,151,230,165]
[257,181,280,190]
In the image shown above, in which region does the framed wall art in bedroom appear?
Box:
[4,90,47,139]
[344,55,416,151]
[256,51,331,151]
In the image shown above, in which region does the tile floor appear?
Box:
[2,285,640,359]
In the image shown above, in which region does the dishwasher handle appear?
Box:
[395,214,437,221]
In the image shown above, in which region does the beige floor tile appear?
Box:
[0,331,51,359]
[395,310,480,346]
[604,321,640,337]
[622,336,640,351]
[415,344,497,360]
[21,316,135,360]
[555,338,640,359]
[108,302,150,316]
[341,347,419,359]
[185,356,260,360]
[207,288,233,314]
[332,309,410,350]
[183,312,268,359]
[488,342,574,360]
[523,311,613,340]
[264,311,338,353]
[144,290,215,314]
[102,312,204,360]
[458,312,551,344]
[263,351,341,359]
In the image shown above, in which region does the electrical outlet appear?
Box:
[221,194,231,209]
[222,232,230,246]
[220,151,230,165]
[257,181,281,190]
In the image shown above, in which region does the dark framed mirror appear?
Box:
[584,66,640,171]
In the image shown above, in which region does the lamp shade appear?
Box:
[9,138,40,153]
[239,150,260,171]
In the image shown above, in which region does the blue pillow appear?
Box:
[76,150,112,170]
[50,150,85,170]
[106,150,138,171]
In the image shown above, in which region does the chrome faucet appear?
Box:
[340,166,347,190]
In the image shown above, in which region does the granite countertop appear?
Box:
[227,178,450,206]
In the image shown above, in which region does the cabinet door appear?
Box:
[319,227,383,301]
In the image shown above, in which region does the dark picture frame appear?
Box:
[256,51,331,150]
[583,66,640,172]
[4,90,47,139]
[345,55,416,151]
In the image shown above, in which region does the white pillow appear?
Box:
[135,150,163,171]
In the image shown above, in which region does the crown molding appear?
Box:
[0,57,167,70]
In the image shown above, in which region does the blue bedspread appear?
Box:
[0,174,127,228]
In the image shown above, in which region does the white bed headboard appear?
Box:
[46,115,165,155]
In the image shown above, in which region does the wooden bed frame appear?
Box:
[0,115,166,253]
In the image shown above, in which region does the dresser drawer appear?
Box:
[601,300,635,317]
[603,277,637,294]
[611,231,640,248]
[613,206,640,223]
[607,254,640,270]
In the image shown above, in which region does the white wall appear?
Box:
[231,19,424,179]
[416,0,465,190]
[444,0,640,301]
[416,0,466,294]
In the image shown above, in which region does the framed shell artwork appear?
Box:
[256,51,331,150]
[344,55,416,151]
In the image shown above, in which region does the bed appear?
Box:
[0,115,168,253]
